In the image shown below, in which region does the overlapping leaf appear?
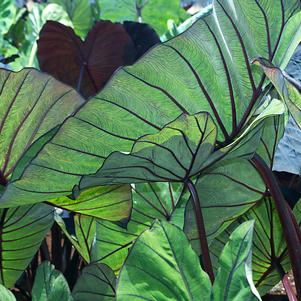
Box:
[0,68,84,189]
[72,263,116,301]
[116,220,212,301]
[91,182,186,272]
[51,185,132,222]
[253,57,301,129]
[184,158,266,253]
[0,204,54,288]
[55,213,96,263]
[2,0,300,207]
[80,113,216,187]
[210,115,290,295]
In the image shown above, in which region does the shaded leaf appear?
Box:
[116,220,212,301]
[51,185,132,222]
[37,20,134,98]
[0,204,54,288]
[72,263,116,301]
[32,261,73,301]
[55,213,96,263]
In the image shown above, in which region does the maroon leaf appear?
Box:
[37,20,135,98]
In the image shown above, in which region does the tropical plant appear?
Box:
[0,0,301,300]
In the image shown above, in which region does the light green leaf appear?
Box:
[92,182,186,272]
[116,220,212,301]
[213,221,261,301]
[51,0,94,38]
[81,113,216,187]
[0,0,16,36]
[184,158,265,253]
[252,57,301,129]
[0,204,54,288]
[52,185,132,222]
[32,261,73,301]
[2,0,300,206]
[72,263,116,300]
[55,213,96,263]
[0,284,16,301]
[0,68,84,207]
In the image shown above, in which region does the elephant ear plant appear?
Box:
[1,0,301,300]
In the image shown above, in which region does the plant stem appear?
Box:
[186,179,215,283]
[283,274,297,301]
[251,154,301,300]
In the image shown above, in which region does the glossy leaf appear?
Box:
[72,263,116,301]
[32,261,73,301]
[116,220,212,301]
[37,21,134,98]
[51,185,132,222]
[92,182,186,271]
[212,221,261,301]
[0,68,84,190]
[81,112,216,187]
[55,213,96,263]
[0,204,54,288]
[253,57,301,130]
[2,0,300,206]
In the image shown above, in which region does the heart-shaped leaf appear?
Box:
[37,20,135,98]
[0,204,54,288]
[72,263,116,301]
[2,0,300,206]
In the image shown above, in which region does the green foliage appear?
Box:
[32,261,73,301]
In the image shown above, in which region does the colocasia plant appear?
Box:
[1,0,301,300]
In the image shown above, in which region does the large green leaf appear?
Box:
[116,220,212,301]
[55,213,96,263]
[81,112,216,187]
[32,261,73,301]
[253,57,301,129]
[51,185,132,222]
[212,221,261,301]
[0,68,84,192]
[91,182,186,272]
[0,204,54,288]
[2,0,300,206]
[72,263,116,301]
